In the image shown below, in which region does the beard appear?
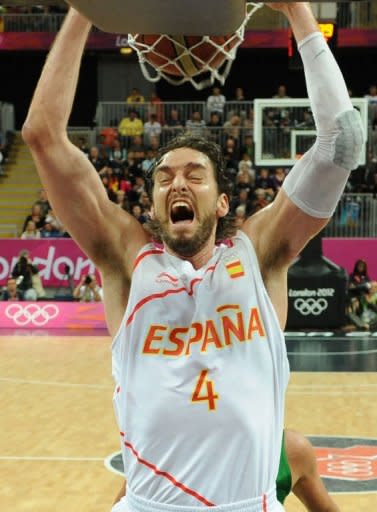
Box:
[148,211,217,258]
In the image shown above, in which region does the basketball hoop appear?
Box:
[128,2,263,91]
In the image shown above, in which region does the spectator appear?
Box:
[164,109,184,136]
[242,108,254,135]
[273,84,290,99]
[100,126,118,151]
[131,203,147,224]
[129,135,145,154]
[144,114,162,146]
[35,188,50,217]
[271,167,287,191]
[128,175,146,204]
[148,91,164,124]
[126,87,145,104]
[206,86,226,120]
[207,112,222,128]
[21,220,41,239]
[231,188,253,217]
[40,208,65,238]
[11,250,41,301]
[238,158,256,186]
[115,189,131,212]
[185,111,206,138]
[124,150,140,177]
[241,135,255,163]
[118,110,144,147]
[234,170,253,198]
[109,139,127,174]
[234,205,247,228]
[22,203,45,233]
[141,149,156,173]
[148,136,160,153]
[99,166,119,193]
[255,168,276,197]
[350,259,370,286]
[347,280,377,332]
[77,136,89,156]
[119,167,133,195]
[233,87,246,101]
[1,277,23,301]
[206,112,222,144]
[88,146,107,172]
[138,191,152,217]
[295,110,314,129]
[224,115,242,142]
[251,188,270,214]
[73,274,103,302]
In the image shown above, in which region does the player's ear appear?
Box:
[150,205,155,220]
[217,193,229,219]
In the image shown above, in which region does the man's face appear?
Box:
[7,279,17,293]
[151,148,228,257]
[90,147,99,159]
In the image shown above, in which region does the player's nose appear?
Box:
[171,171,188,192]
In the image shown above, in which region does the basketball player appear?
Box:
[112,429,341,511]
[23,2,363,511]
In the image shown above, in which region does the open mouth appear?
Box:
[170,201,195,224]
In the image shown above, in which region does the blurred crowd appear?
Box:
[15,83,377,241]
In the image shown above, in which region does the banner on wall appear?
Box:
[0,239,99,287]
[0,238,375,288]
[0,301,106,329]
[0,29,376,51]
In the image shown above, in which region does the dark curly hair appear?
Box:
[144,135,236,241]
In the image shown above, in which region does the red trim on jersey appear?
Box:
[157,272,179,283]
[216,304,239,312]
[133,249,164,271]
[124,439,215,507]
[262,493,267,512]
[126,287,187,326]
[126,265,217,327]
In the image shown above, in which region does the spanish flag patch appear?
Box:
[225,259,245,279]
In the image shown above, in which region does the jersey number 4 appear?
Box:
[191,370,219,411]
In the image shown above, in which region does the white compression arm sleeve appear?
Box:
[282,31,364,218]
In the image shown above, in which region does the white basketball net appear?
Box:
[128,2,263,90]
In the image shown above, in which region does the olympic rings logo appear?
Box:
[294,298,328,316]
[5,303,59,326]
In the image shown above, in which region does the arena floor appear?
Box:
[0,331,376,511]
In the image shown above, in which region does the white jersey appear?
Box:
[112,231,289,510]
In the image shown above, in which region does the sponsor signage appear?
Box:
[289,287,335,317]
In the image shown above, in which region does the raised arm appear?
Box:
[243,2,363,269]
[286,429,340,512]
[22,9,149,274]
[242,2,363,327]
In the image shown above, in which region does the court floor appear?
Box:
[0,332,376,511]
